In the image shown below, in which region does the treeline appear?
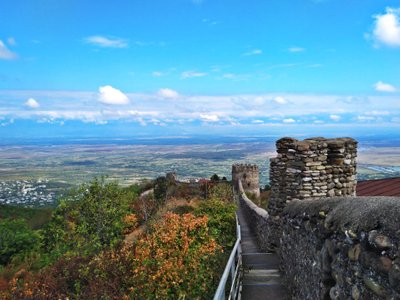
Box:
[0,177,236,299]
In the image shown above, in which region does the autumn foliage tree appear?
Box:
[1,178,236,300]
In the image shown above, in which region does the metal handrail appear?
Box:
[213,214,242,300]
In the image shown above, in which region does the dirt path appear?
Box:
[124,189,154,245]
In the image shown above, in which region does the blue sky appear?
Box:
[0,0,400,139]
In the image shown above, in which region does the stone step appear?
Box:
[241,239,261,253]
[240,284,288,300]
[237,206,288,300]
[242,269,283,285]
[242,253,279,269]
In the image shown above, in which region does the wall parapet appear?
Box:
[237,180,270,251]
[280,196,400,300]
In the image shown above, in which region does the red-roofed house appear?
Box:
[356,177,400,197]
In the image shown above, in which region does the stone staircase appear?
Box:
[237,208,288,300]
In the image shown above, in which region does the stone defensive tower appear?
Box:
[232,164,260,199]
[268,137,357,216]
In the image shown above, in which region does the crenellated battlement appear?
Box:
[269,136,357,216]
[232,163,260,200]
[232,163,259,173]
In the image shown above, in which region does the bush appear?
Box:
[42,178,138,257]
[2,179,237,299]
[0,219,40,266]
[7,213,224,300]
[129,213,222,299]
[195,199,237,249]
[207,182,233,202]
[172,205,195,215]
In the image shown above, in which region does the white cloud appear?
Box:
[365,110,390,116]
[0,118,14,127]
[253,97,266,105]
[152,71,164,77]
[219,73,252,81]
[307,64,323,68]
[357,115,375,121]
[98,86,130,105]
[0,40,18,60]
[374,81,397,92]
[157,88,180,99]
[243,49,262,56]
[330,114,341,121]
[7,37,16,46]
[272,96,288,104]
[84,36,128,48]
[288,47,305,52]
[202,18,219,26]
[200,114,219,122]
[222,73,235,79]
[372,7,400,47]
[181,71,207,78]
[283,118,296,123]
[252,120,264,124]
[25,98,40,108]
[4,90,400,128]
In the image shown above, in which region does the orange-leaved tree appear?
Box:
[128,212,222,299]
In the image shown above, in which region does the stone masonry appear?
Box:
[280,197,400,299]
[268,137,357,216]
[232,164,260,199]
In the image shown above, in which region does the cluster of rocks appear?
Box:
[281,197,400,300]
[232,164,260,200]
[269,137,357,216]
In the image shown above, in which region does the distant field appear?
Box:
[0,140,399,192]
[358,147,400,166]
[0,142,275,187]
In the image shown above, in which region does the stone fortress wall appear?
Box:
[269,137,357,216]
[280,196,400,300]
[234,136,400,299]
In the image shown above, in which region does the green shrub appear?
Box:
[42,178,138,257]
[207,182,233,202]
[0,219,40,266]
[195,199,237,249]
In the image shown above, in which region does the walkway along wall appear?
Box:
[236,180,270,251]
[235,137,400,299]
[237,181,400,299]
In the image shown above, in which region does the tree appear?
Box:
[0,218,40,265]
[153,176,167,205]
[42,178,136,256]
[210,174,220,181]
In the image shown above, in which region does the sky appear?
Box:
[0,0,400,140]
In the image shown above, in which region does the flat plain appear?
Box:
[0,142,275,186]
[0,141,399,184]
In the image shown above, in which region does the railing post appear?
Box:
[213,213,242,300]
